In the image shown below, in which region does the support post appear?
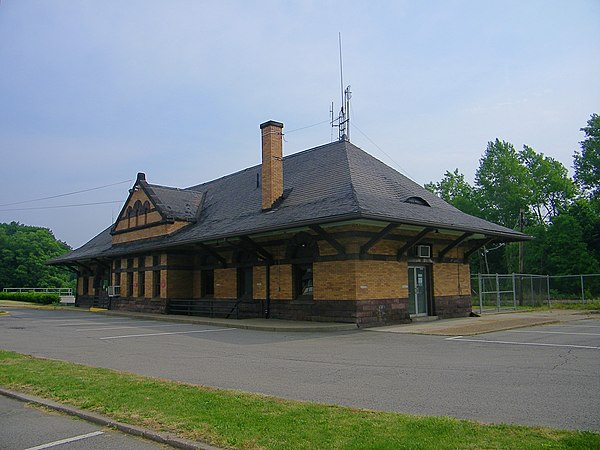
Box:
[581,275,586,304]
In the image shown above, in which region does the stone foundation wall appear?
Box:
[111,297,167,314]
[434,295,472,318]
[268,298,410,327]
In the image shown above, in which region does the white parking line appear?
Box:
[76,324,181,332]
[445,336,600,350]
[24,431,104,450]
[510,330,600,336]
[100,327,234,340]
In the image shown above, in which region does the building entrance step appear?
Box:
[410,315,439,322]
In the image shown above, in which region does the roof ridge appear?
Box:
[340,141,363,214]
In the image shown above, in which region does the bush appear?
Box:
[0,292,59,304]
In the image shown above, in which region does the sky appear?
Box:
[0,0,599,249]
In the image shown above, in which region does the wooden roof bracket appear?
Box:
[463,237,496,262]
[239,235,273,263]
[397,227,434,260]
[309,224,346,256]
[73,261,93,273]
[437,232,474,260]
[360,223,398,257]
[196,242,227,267]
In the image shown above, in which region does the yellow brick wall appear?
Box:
[314,260,357,300]
[354,260,407,300]
[253,264,293,300]
[112,221,189,244]
[215,268,237,299]
[433,262,471,297]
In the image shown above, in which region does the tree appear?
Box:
[475,139,531,228]
[574,113,600,201]
[0,222,74,290]
[518,145,577,224]
[425,169,481,216]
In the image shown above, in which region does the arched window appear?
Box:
[142,201,151,225]
[133,200,143,227]
[287,232,319,299]
[126,206,133,228]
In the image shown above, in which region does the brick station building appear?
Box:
[49,120,527,326]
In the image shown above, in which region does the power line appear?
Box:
[285,119,331,134]
[352,121,414,179]
[0,201,123,212]
[0,179,133,207]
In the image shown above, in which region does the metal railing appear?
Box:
[3,287,73,296]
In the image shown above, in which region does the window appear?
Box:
[237,267,253,299]
[126,206,133,228]
[294,264,313,298]
[127,272,134,297]
[153,255,160,267]
[127,258,134,296]
[153,270,161,298]
[82,276,89,295]
[201,269,214,297]
[138,270,145,297]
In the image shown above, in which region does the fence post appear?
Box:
[581,275,586,304]
[546,275,550,307]
[478,273,483,314]
[530,277,534,307]
[512,273,517,309]
[496,273,500,311]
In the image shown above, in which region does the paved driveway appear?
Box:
[1,308,598,432]
[0,395,166,450]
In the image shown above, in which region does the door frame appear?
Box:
[408,265,433,317]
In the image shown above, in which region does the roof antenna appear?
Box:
[331,32,351,142]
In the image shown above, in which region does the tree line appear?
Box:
[425,113,600,276]
[0,222,74,290]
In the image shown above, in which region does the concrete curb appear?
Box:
[94,309,359,332]
[0,388,221,450]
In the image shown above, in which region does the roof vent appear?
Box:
[405,196,430,207]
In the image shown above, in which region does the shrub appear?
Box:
[0,292,59,304]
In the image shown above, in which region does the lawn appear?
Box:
[0,350,597,449]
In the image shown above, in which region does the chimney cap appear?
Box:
[260,120,284,130]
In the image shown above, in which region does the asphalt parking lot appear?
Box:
[1,308,599,433]
[0,395,167,450]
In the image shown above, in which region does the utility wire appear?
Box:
[352,121,414,179]
[285,119,331,135]
[0,200,123,212]
[0,179,132,207]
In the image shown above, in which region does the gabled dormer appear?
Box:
[111,172,203,244]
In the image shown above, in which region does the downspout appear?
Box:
[265,262,271,319]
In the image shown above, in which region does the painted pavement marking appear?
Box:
[24,431,104,450]
[509,330,600,336]
[445,335,600,350]
[76,323,182,332]
[99,327,235,340]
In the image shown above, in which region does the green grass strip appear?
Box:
[0,350,597,449]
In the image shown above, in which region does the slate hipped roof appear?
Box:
[50,140,528,264]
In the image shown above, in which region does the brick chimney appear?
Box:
[260,120,284,210]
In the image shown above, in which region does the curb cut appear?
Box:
[0,388,221,450]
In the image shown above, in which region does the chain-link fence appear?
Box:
[471,273,600,312]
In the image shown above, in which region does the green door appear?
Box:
[408,266,428,316]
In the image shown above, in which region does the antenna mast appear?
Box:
[331,32,351,141]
